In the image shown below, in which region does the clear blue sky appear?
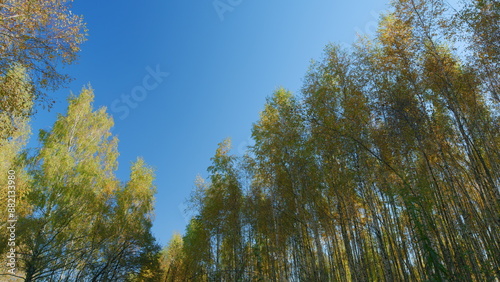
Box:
[29,0,391,246]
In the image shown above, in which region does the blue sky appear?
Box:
[30,0,391,246]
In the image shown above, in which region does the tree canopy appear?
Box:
[1,87,162,281]
[0,0,87,140]
[163,0,500,280]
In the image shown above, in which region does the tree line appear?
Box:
[162,0,499,281]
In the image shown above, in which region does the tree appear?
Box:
[0,64,34,140]
[456,0,500,102]
[0,97,31,271]
[171,0,500,280]
[0,0,87,139]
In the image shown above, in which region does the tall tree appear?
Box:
[0,0,87,95]
[0,0,87,139]
[169,0,500,280]
[2,86,160,281]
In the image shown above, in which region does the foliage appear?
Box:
[0,87,160,281]
[165,0,500,281]
[0,0,87,139]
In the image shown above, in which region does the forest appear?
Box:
[1,0,499,281]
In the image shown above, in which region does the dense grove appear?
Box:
[1,0,499,281]
[162,0,500,281]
